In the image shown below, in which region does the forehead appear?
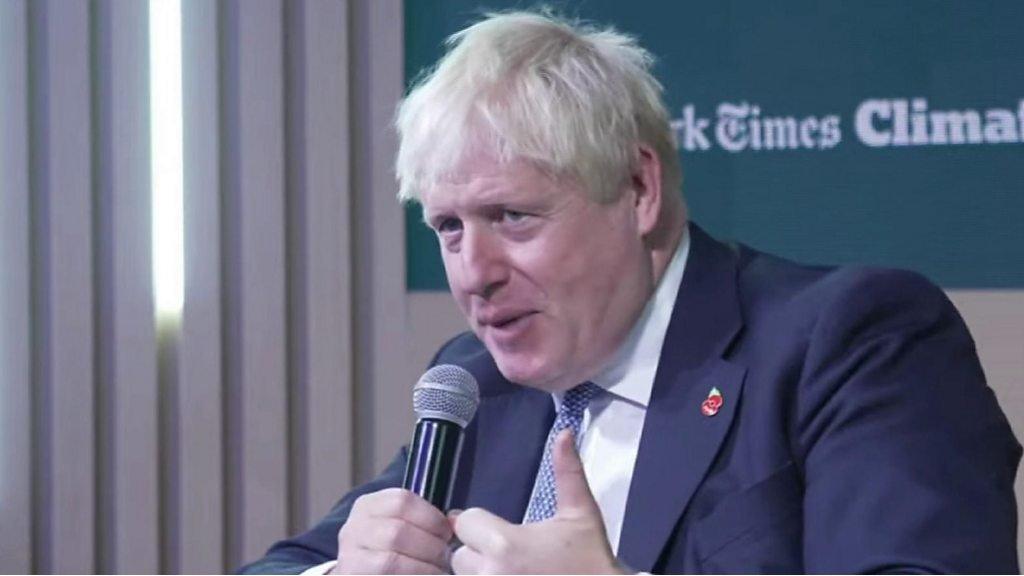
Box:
[421,152,572,212]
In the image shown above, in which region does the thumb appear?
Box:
[552,429,601,519]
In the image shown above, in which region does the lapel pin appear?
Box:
[701,387,724,417]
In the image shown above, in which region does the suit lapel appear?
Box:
[618,361,746,571]
[618,224,747,572]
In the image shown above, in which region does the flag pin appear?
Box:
[701,387,724,417]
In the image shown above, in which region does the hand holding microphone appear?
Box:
[333,365,479,574]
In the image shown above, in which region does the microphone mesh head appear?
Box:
[412,364,480,428]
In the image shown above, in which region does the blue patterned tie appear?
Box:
[523,382,602,523]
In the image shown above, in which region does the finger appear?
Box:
[353,488,453,540]
[447,509,464,548]
[337,548,446,575]
[552,429,601,518]
[362,518,450,569]
[447,509,462,530]
[450,545,485,575]
[451,507,512,554]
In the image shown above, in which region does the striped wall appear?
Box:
[0,0,405,573]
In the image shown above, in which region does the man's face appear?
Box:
[422,152,654,392]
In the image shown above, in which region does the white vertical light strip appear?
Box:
[150,0,184,320]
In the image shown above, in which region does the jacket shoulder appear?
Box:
[735,244,957,337]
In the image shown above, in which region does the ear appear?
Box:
[630,143,663,237]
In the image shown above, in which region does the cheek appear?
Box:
[527,261,603,342]
[544,244,640,335]
[441,256,469,305]
[539,243,628,302]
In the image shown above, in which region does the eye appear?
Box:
[434,217,462,235]
[500,210,531,225]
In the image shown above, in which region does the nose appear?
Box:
[456,224,509,299]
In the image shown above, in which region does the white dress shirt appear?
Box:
[531,227,690,553]
[305,230,690,574]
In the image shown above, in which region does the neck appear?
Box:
[647,198,687,289]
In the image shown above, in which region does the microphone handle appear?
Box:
[402,417,465,511]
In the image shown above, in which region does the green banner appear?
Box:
[405,1,1024,290]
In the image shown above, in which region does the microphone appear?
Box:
[402,364,480,511]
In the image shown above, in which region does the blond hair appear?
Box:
[395,10,682,203]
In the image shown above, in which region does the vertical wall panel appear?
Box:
[0,1,33,572]
[223,0,289,566]
[286,0,354,530]
[30,0,96,572]
[350,0,409,482]
[177,1,225,572]
[95,0,160,572]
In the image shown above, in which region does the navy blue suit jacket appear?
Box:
[242,224,1020,574]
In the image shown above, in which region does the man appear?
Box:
[242,11,1020,574]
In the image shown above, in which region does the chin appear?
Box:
[493,354,579,394]
[492,353,556,390]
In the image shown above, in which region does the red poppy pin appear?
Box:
[701,387,724,417]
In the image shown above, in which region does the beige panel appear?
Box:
[177,0,224,572]
[404,292,468,386]
[227,0,289,565]
[945,289,1024,564]
[946,290,1024,420]
[96,1,161,572]
[350,0,409,482]
[0,0,32,572]
[32,0,96,571]
[290,0,354,528]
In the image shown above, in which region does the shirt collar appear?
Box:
[554,227,691,409]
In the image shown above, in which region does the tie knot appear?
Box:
[523,382,602,524]
[560,381,601,416]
